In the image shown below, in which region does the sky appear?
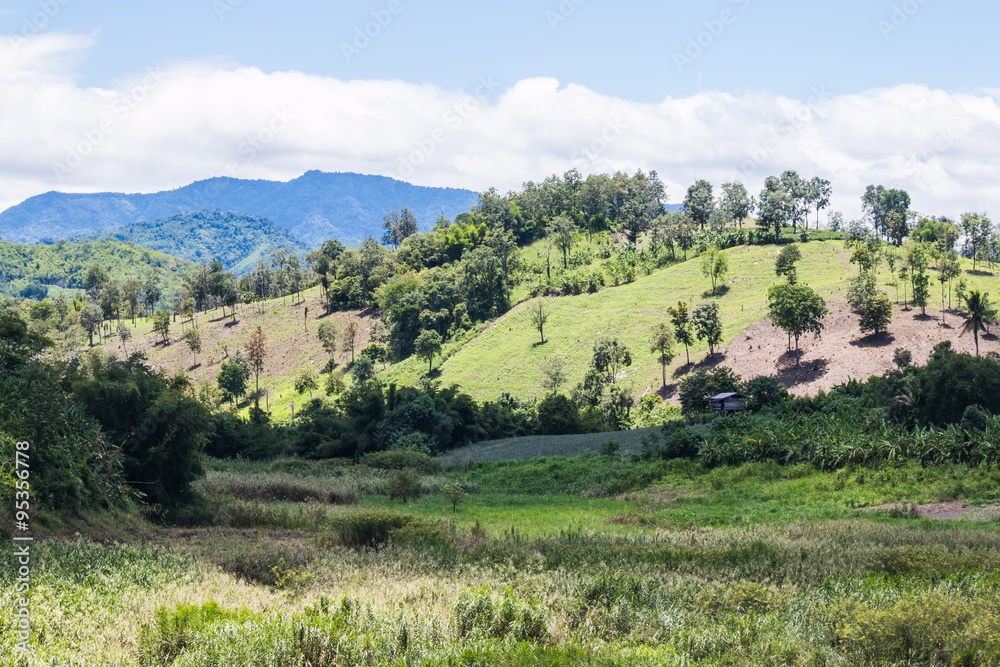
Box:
[0,0,999,221]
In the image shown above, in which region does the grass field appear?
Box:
[6,456,1000,666]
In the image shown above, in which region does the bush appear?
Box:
[534,393,583,435]
[678,367,742,415]
[742,375,789,412]
[362,449,441,474]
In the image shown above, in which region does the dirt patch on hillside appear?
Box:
[865,501,1000,521]
[716,302,993,397]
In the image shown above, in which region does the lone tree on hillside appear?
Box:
[767,283,829,367]
[775,244,802,284]
[442,483,467,513]
[316,321,338,363]
[295,368,318,399]
[117,323,132,355]
[530,299,550,344]
[668,301,694,366]
[649,322,677,388]
[692,302,723,359]
[700,246,728,294]
[683,179,714,230]
[859,292,893,337]
[540,356,567,394]
[80,303,103,346]
[153,309,171,342]
[592,337,632,383]
[184,328,202,367]
[415,329,443,374]
[245,325,268,403]
[341,320,358,364]
[217,362,249,406]
[960,289,997,357]
[547,215,576,268]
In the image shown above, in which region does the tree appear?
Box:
[861,185,910,241]
[775,244,802,284]
[683,179,714,230]
[668,301,694,366]
[678,366,741,415]
[184,328,202,367]
[591,337,632,383]
[767,283,829,367]
[961,212,994,271]
[217,362,249,405]
[959,289,997,357]
[692,302,723,358]
[530,299,549,344]
[387,469,422,504]
[117,323,132,355]
[317,321,338,362]
[415,329,443,374]
[342,320,358,363]
[540,356,567,394]
[616,169,666,245]
[806,177,832,229]
[442,483,467,513]
[382,206,419,249]
[649,322,676,387]
[719,181,754,228]
[547,215,575,268]
[84,263,109,294]
[244,325,268,402]
[757,175,792,238]
[294,368,318,399]
[912,272,930,316]
[325,368,346,396]
[859,292,893,336]
[79,303,103,346]
[152,309,171,343]
[122,279,142,324]
[700,247,728,294]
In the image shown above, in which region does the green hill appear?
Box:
[76,210,311,275]
[0,238,194,300]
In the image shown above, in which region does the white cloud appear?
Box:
[2,32,1000,223]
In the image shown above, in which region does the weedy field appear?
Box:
[4,455,1000,666]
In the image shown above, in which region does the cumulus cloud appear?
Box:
[1,32,999,222]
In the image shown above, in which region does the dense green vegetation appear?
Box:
[76,210,311,275]
[0,238,192,300]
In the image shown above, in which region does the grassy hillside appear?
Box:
[383,240,853,397]
[0,238,194,299]
[76,210,311,275]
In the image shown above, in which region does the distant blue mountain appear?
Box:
[0,171,480,247]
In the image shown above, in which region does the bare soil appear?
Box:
[865,501,1000,521]
[713,302,994,397]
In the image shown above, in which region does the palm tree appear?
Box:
[959,289,997,357]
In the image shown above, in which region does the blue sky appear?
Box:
[5,0,995,102]
[0,0,998,219]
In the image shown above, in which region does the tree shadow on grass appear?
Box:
[912,313,934,322]
[223,319,239,328]
[657,383,678,400]
[531,340,548,348]
[701,286,731,299]
[967,269,994,277]
[851,332,896,348]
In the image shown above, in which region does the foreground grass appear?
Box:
[5,458,1000,665]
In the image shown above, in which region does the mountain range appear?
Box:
[0,171,480,247]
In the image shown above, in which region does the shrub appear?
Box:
[387,520,453,548]
[678,367,742,415]
[328,509,415,548]
[362,450,441,474]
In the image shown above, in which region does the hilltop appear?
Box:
[0,171,479,246]
[74,210,311,275]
